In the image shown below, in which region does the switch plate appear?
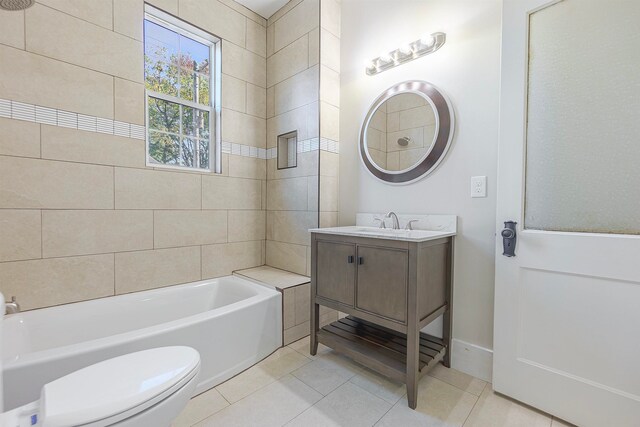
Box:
[471,176,487,198]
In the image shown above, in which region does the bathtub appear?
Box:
[2,276,282,410]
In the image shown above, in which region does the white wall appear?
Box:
[340,0,502,356]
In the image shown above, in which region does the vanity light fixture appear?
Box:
[365,32,446,76]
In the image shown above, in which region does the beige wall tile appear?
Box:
[267,177,308,211]
[222,74,246,113]
[0,45,114,118]
[320,101,339,141]
[246,83,266,118]
[267,35,309,88]
[0,210,41,262]
[116,246,201,294]
[222,39,266,87]
[267,0,303,26]
[0,117,40,158]
[154,210,228,248]
[273,0,318,52]
[267,211,315,246]
[114,0,144,41]
[261,179,267,209]
[41,125,145,168]
[222,109,266,147]
[115,78,145,125]
[228,210,265,242]
[202,240,262,278]
[26,5,143,82]
[42,210,153,257]
[228,155,266,180]
[0,10,25,49]
[0,156,113,209]
[320,151,338,177]
[294,283,310,324]
[267,151,318,180]
[246,18,266,57]
[202,175,262,210]
[266,21,275,56]
[115,168,201,209]
[284,320,309,345]
[274,65,319,115]
[217,0,266,27]
[147,0,178,14]
[320,65,340,108]
[266,240,307,275]
[319,211,338,228]
[38,0,113,30]
[307,27,320,68]
[266,86,275,119]
[307,176,319,212]
[320,0,340,37]
[319,175,338,211]
[179,0,246,47]
[283,288,295,328]
[267,104,317,148]
[320,28,340,72]
[0,254,114,311]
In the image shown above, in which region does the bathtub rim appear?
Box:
[3,276,280,369]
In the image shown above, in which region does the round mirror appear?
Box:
[360,81,455,184]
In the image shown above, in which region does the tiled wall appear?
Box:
[0,0,268,310]
[265,0,321,276]
[319,0,340,233]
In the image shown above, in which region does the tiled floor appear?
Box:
[173,337,570,427]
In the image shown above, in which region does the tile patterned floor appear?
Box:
[173,337,571,427]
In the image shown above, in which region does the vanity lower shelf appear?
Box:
[317,316,446,383]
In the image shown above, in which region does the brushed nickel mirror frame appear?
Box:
[359,81,455,185]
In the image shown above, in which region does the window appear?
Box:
[143,5,221,172]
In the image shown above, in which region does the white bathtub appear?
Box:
[2,276,282,410]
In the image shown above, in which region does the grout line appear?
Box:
[461,383,485,426]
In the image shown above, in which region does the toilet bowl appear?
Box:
[0,295,201,427]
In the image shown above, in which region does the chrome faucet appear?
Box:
[385,211,400,230]
[5,296,20,314]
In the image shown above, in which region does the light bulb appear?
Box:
[421,34,434,46]
[365,60,377,72]
[399,44,412,55]
[379,51,393,63]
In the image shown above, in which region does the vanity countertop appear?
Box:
[309,226,456,242]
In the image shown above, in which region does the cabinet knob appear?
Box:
[347,255,354,264]
[358,256,364,265]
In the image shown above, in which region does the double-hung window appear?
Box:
[143,5,221,172]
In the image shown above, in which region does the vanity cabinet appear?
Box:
[310,231,454,410]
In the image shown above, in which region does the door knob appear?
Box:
[501,221,517,257]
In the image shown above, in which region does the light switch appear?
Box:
[471,176,487,198]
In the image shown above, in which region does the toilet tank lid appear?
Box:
[40,346,200,427]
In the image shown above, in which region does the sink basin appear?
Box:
[309,226,456,242]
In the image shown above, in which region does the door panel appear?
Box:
[355,245,408,323]
[316,240,355,305]
[494,1,640,426]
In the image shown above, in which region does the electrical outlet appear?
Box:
[471,176,487,198]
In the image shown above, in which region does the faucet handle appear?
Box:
[373,217,386,229]
[405,220,419,230]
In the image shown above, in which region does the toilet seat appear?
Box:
[3,346,200,427]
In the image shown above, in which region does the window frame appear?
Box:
[143,4,222,173]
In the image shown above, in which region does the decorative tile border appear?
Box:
[0,98,340,160]
[0,98,146,141]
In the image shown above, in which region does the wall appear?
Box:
[0,0,268,310]
[265,0,320,276]
[340,0,501,369]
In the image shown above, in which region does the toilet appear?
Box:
[0,295,201,427]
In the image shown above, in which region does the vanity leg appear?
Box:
[406,324,420,409]
[310,301,319,356]
[443,237,455,368]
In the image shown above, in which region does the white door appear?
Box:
[494,1,640,426]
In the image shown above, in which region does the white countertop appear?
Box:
[309,226,456,242]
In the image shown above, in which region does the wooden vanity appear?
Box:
[309,224,455,409]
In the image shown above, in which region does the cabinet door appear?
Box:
[316,240,356,306]
[356,245,408,323]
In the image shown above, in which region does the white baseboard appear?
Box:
[451,338,493,383]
